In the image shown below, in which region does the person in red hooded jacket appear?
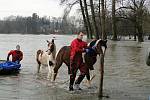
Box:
[69,31,89,91]
[7,45,23,64]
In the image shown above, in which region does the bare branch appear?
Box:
[115,6,135,12]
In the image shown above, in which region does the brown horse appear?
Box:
[36,39,56,81]
[52,39,107,84]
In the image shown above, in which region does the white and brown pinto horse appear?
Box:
[36,39,56,81]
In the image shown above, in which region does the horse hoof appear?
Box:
[51,80,55,84]
[47,78,50,81]
[87,84,91,88]
[85,80,91,88]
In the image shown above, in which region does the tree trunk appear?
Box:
[83,0,93,39]
[79,0,90,38]
[134,34,137,41]
[137,24,144,42]
[101,0,106,39]
[90,0,99,39]
[136,5,144,42]
[112,0,117,40]
[133,0,137,41]
[99,0,102,38]
[134,23,137,41]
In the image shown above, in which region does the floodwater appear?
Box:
[0,34,150,100]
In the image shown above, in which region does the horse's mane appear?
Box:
[52,44,56,59]
[89,39,107,49]
[88,40,97,47]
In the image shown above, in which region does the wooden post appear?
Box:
[99,54,104,97]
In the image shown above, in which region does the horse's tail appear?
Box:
[36,50,42,65]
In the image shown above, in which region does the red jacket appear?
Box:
[70,38,87,60]
[7,50,23,62]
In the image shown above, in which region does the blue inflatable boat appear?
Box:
[0,60,21,74]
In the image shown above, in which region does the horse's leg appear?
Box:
[53,61,63,81]
[37,64,41,73]
[85,70,96,87]
[83,69,92,88]
[85,72,91,88]
[51,64,55,82]
[64,61,70,74]
[36,50,42,73]
[47,67,51,80]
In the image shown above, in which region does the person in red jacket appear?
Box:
[69,31,89,91]
[7,45,23,63]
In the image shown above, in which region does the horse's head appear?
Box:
[46,39,56,55]
[90,39,107,56]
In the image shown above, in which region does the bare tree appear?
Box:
[98,0,102,38]
[79,0,90,38]
[112,0,117,40]
[83,0,93,39]
[90,0,99,39]
[116,0,149,42]
[101,0,106,39]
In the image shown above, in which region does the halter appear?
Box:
[46,48,49,52]
[46,43,55,55]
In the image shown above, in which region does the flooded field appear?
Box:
[0,34,150,100]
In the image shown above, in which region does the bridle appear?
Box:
[46,43,55,55]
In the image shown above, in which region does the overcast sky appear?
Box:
[0,0,67,19]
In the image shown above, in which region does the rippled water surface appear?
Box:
[0,34,150,100]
